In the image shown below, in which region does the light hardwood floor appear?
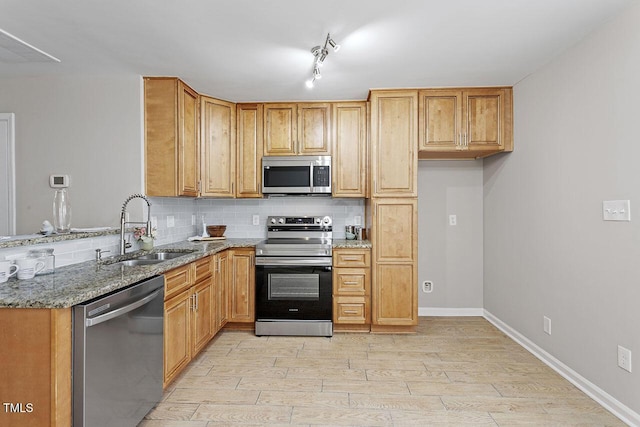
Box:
[140,317,624,426]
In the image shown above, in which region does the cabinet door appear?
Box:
[298,103,331,155]
[332,102,367,197]
[192,279,214,354]
[215,251,229,331]
[177,80,199,197]
[264,104,297,155]
[144,77,198,197]
[164,289,191,387]
[372,263,417,325]
[418,89,461,151]
[372,199,417,263]
[200,96,236,197]
[236,104,263,197]
[229,249,255,322]
[370,91,417,197]
[462,88,514,155]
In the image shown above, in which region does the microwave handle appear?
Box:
[309,162,314,193]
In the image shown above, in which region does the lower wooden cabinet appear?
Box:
[228,248,255,324]
[332,248,371,331]
[214,250,229,333]
[163,256,215,388]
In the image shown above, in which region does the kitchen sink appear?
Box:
[105,250,196,266]
[135,252,190,261]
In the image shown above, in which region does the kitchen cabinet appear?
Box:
[144,77,199,197]
[332,248,371,331]
[332,102,368,197]
[214,250,229,333]
[200,96,236,197]
[366,198,418,331]
[369,90,418,197]
[263,103,331,156]
[0,308,71,427]
[228,248,255,324]
[418,87,513,159]
[236,103,264,197]
[163,256,215,387]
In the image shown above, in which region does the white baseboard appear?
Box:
[483,310,640,427]
[418,307,484,317]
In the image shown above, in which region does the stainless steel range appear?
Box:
[255,215,333,337]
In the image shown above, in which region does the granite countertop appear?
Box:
[0,238,372,309]
[0,239,261,309]
[332,239,372,249]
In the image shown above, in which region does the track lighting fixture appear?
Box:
[306,33,339,88]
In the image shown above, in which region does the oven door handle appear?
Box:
[255,256,332,266]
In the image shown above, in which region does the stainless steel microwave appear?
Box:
[262,156,331,195]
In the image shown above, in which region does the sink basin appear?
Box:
[135,252,190,261]
[106,250,195,267]
[119,259,164,266]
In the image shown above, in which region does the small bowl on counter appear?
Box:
[206,225,226,237]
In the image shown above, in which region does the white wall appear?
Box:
[418,160,484,313]
[483,2,640,416]
[0,75,144,234]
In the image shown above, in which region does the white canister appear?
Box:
[28,248,55,275]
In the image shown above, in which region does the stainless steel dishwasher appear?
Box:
[73,275,164,427]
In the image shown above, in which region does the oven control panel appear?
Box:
[267,216,332,228]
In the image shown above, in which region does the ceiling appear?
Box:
[0,0,636,102]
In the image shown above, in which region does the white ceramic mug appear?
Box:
[15,258,45,280]
[0,260,19,283]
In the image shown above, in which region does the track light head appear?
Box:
[328,37,340,52]
[313,65,322,80]
[305,78,315,89]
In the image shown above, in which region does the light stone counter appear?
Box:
[332,239,372,249]
[0,239,261,308]
[0,238,372,308]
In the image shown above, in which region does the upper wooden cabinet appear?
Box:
[332,102,367,197]
[236,104,263,198]
[144,77,199,197]
[200,96,236,197]
[369,90,418,197]
[264,103,331,156]
[418,87,513,159]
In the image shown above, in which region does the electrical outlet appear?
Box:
[167,216,175,228]
[544,316,551,335]
[422,281,433,293]
[618,345,632,372]
[449,215,457,226]
[354,216,362,226]
[252,215,260,226]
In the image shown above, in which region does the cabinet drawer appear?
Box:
[333,250,371,267]
[333,296,370,324]
[164,264,193,300]
[333,268,369,295]
[194,256,212,282]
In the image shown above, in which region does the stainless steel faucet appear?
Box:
[120,194,152,255]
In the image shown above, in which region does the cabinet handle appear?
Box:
[457,133,462,150]
[194,293,199,311]
[464,133,468,148]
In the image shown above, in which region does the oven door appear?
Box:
[255,257,332,321]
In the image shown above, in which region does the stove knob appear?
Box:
[322,216,332,225]
[278,218,285,224]
[270,218,277,224]
[315,217,321,224]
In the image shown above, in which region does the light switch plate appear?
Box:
[603,200,631,221]
[354,216,362,226]
[252,215,260,226]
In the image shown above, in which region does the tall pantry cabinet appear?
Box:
[366,90,418,332]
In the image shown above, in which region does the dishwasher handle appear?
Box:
[85,289,162,327]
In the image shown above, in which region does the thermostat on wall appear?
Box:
[49,174,70,188]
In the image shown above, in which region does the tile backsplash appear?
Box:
[0,197,365,268]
